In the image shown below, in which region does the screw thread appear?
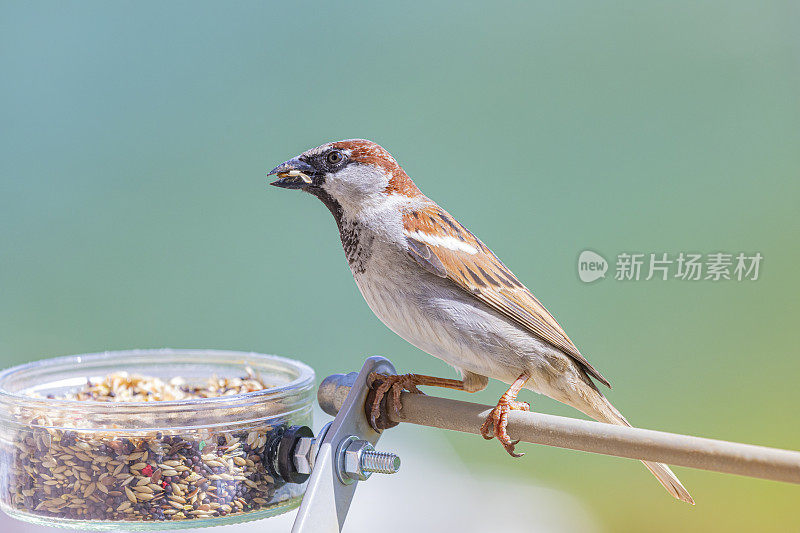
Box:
[360,450,401,474]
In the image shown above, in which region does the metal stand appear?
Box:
[291,356,398,533]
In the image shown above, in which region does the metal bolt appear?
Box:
[336,436,401,484]
[360,448,401,474]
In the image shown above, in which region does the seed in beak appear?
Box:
[279,169,312,184]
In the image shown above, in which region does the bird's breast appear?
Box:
[354,267,445,353]
[352,258,517,375]
[338,218,373,274]
[351,250,555,384]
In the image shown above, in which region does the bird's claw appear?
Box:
[367,373,425,432]
[480,399,530,457]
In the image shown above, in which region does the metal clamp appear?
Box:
[291,356,400,533]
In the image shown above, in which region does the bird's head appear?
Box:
[268,139,421,216]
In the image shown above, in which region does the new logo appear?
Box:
[578,250,608,283]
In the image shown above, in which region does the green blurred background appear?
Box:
[1,1,799,531]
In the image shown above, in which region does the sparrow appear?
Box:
[268,139,693,504]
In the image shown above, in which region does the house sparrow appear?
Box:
[268,139,693,504]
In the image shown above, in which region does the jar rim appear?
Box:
[0,348,315,415]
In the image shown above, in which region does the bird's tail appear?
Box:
[566,380,695,505]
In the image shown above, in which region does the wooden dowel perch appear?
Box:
[318,373,800,484]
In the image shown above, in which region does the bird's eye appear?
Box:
[326,150,344,166]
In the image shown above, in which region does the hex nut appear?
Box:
[293,437,316,475]
[343,439,374,481]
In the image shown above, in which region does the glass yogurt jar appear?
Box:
[0,349,314,530]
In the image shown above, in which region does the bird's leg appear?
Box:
[480,372,532,457]
[367,373,478,431]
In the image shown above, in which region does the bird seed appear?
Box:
[0,371,304,524]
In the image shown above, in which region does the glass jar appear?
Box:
[0,349,314,530]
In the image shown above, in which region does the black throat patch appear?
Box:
[309,187,372,274]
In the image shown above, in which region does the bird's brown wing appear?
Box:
[403,203,610,388]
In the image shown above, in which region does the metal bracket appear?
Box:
[291,356,396,533]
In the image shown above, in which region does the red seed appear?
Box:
[141,464,153,476]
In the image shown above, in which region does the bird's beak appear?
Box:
[268,158,316,189]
